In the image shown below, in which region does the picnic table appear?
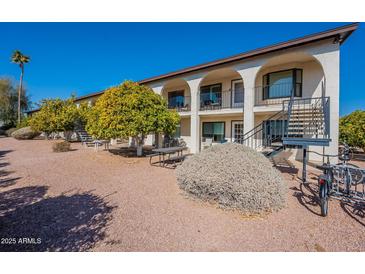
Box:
[150,146,187,167]
[93,140,110,151]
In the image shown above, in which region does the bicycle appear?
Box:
[316,143,365,216]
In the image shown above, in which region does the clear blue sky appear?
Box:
[0,22,363,116]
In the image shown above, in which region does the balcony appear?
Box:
[199,89,244,111]
[254,83,302,106]
[168,96,191,112]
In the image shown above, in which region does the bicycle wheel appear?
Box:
[319,183,328,217]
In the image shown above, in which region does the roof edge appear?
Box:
[139,23,358,84]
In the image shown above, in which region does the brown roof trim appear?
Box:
[139,23,358,84]
[74,90,106,101]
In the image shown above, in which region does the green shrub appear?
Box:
[16,117,31,129]
[11,126,40,140]
[340,110,365,152]
[52,141,71,152]
[5,128,17,137]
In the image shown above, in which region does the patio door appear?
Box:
[231,121,244,143]
[231,80,244,108]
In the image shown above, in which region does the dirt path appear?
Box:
[0,137,364,251]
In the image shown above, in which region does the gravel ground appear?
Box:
[0,137,364,251]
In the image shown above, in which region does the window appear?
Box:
[263,69,302,99]
[231,79,244,106]
[168,90,185,108]
[202,122,225,142]
[263,120,288,144]
[200,84,222,107]
[173,123,181,138]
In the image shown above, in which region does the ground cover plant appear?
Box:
[5,128,17,137]
[11,126,40,140]
[52,141,71,152]
[176,143,287,215]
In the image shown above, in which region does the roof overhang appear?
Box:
[139,23,358,85]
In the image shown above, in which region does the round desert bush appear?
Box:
[5,128,17,137]
[176,143,286,214]
[11,126,40,140]
[52,141,71,152]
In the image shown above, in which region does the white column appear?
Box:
[186,76,204,153]
[310,43,340,163]
[236,66,262,134]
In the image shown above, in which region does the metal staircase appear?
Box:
[282,96,330,147]
[75,129,94,147]
[239,97,330,153]
[237,86,331,181]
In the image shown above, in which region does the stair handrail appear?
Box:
[241,109,285,141]
[283,86,296,138]
[321,80,330,139]
[239,108,288,150]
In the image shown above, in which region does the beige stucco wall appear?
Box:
[70,38,341,163]
[75,96,100,106]
[180,117,191,148]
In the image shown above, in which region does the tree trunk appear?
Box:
[136,144,143,157]
[135,135,145,157]
[64,130,73,141]
[17,65,24,125]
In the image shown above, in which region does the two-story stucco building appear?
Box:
[29,23,358,163]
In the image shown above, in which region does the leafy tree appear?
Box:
[0,77,31,128]
[339,110,365,151]
[77,102,92,126]
[11,50,30,124]
[86,81,180,156]
[29,97,79,140]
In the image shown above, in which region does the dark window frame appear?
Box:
[167,90,185,108]
[200,83,223,106]
[231,78,244,105]
[202,121,226,142]
[262,68,303,100]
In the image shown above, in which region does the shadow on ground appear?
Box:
[0,149,20,188]
[341,201,365,227]
[290,182,322,217]
[287,168,365,225]
[0,186,115,251]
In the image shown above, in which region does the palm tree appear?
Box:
[11,50,30,124]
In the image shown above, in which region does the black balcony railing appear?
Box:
[199,89,244,111]
[168,96,191,112]
[255,83,302,106]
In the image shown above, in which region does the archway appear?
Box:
[254,52,325,106]
[198,67,244,110]
[161,78,191,111]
